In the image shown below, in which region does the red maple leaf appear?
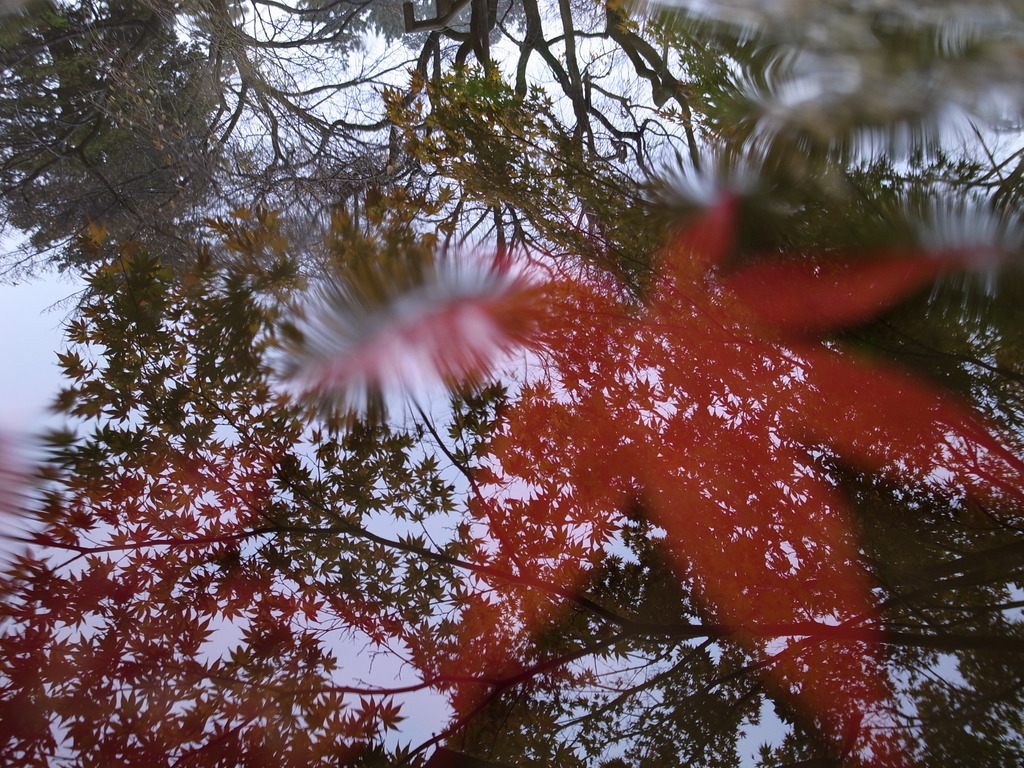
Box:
[426,199,1024,765]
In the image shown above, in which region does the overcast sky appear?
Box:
[0,272,83,438]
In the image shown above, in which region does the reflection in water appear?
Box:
[1,196,1022,767]
[406,198,1024,767]
[667,0,1024,165]
[2,0,1024,765]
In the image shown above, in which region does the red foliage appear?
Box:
[442,199,1024,765]
[5,202,1023,765]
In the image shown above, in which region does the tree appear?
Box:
[3,0,1024,766]
[1,0,705,271]
[0,0,221,269]
[4,203,1024,766]
[1,213,484,765]
[3,0,1023,272]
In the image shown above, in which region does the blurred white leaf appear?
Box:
[282,251,542,421]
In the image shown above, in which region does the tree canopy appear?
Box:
[2,0,1024,766]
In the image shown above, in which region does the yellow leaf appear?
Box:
[87,221,106,244]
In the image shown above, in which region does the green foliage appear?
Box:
[397,67,660,278]
[0,0,219,268]
[1,212,491,765]
[3,0,1024,766]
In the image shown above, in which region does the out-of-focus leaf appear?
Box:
[433,198,1024,767]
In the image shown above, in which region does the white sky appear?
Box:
[0,272,83,437]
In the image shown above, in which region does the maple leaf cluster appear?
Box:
[2,201,1023,767]
[295,199,1024,766]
